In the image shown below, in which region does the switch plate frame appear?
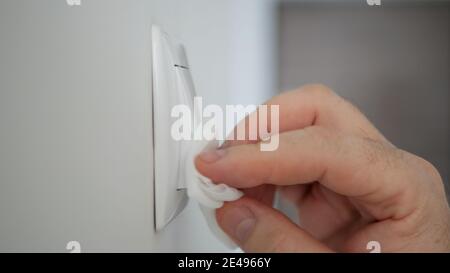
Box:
[152,25,195,231]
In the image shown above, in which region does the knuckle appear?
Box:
[298,83,336,98]
[340,97,366,118]
[419,157,441,180]
[407,153,443,182]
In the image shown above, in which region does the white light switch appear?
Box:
[152,25,196,231]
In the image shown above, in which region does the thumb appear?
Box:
[216,197,333,253]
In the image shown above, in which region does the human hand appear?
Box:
[195,84,450,252]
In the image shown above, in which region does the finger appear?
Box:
[217,84,384,207]
[198,127,420,220]
[216,197,333,252]
[241,185,276,206]
[222,84,387,148]
[279,184,311,205]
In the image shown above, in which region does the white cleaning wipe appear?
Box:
[184,140,243,249]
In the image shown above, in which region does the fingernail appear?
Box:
[221,206,256,243]
[198,149,227,163]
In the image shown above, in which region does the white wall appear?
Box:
[0,0,277,252]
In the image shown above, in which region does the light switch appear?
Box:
[151,27,243,248]
[152,25,195,231]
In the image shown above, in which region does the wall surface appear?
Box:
[0,0,276,252]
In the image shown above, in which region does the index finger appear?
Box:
[222,84,388,149]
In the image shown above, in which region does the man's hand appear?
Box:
[195,84,450,252]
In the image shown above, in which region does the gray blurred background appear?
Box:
[278,0,449,194]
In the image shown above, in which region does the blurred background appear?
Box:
[0,0,448,252]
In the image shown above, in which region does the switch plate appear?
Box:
[152,25,197,231]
